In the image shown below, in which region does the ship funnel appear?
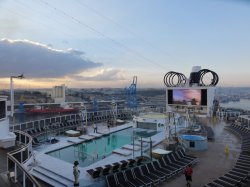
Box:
[191,66,201,73]
[189,66,201,86]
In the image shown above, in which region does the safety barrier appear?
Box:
[7,130,41,186]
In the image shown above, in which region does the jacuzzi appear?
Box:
[179,134,208,151]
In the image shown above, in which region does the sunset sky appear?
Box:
[173,89,201,105]
[0,0,250,88]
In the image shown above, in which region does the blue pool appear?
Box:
[180,135,206,141]
[47,128,157,167]
[179,134,208,151]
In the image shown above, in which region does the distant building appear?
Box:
[52,85,66,103]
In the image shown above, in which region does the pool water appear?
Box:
[47,128,152,167]
[180,135,206,141]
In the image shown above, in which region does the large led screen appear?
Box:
[173,89,201,105]
[0,101,6,119]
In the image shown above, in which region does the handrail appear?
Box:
[8,130,32,155]
[11,107,164,131]
[7,130,41,187]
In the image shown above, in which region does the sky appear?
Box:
[0,0,250,88]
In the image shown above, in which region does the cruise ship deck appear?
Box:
[0,117,249,187]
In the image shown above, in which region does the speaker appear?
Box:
[168,90,173,104]
[201,89,207,106]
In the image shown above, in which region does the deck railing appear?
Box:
[7,130,41,187]
[11,107,166,131]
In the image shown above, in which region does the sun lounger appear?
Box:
[232,168,249,175]
[111,163,120,173]
[119,160,128,170]
[32,137,42,146]
[176,149,198,164]
[158,158,179,174]
[167,153,188,167]
[140,165,160,183]
[152,161,174,177]
[219,176,240,186]
[163,156,184,171]
[179,148,197,160]
[124,169,144,187]
[128,159,136,167]
[102,165,111,176]
[145,162,166,181]
[135,156,145,166]
[224,173,245,182]
[172,152,193,165]
[106,174,122,187]
[220,175,241,186]
[86,168,102,179]
[213,178,235,187]
[115,172,134,187]
[228,170,247,179]
[132,167,154,186]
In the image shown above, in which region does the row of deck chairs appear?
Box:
[26,120,80,137]
[86,113,131,123]
[25,120,81,146]
[87,157,145,179]
[26,127,46,137]
[106,149,198,187]
[59,120,80,131]
[201,123,250,187]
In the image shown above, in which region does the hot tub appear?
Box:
[179,134,208,151]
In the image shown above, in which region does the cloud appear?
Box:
[72,68,126,81]
[0,39,102,78]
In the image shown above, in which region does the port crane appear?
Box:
[125,76,137,111]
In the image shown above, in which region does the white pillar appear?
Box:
[23,173,26,187]
[10,77,14,117]
[14,163,17,182]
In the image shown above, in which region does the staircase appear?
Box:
[31,165,74,187]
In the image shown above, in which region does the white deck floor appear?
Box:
[25,122,166,187]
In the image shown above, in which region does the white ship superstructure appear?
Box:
[0,96,16,148]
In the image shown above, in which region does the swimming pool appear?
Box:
[180,135,206,141]
[179,134,208,151]
[47,128,157,167]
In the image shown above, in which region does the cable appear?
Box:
[164,71,187,87]
[198,69,219,86]
[38,0,167,71]
[75,0,179,65]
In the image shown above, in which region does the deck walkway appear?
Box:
[160,119,242,187]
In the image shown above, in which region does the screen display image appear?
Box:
[173,89,201,105]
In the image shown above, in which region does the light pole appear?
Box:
[132,130,135,158]
[150,137,152,160]
[79,102,87,133]
[173,113,177,140]
[111,99,117,126]
[166,106,173,140]
[10,74,24,128]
